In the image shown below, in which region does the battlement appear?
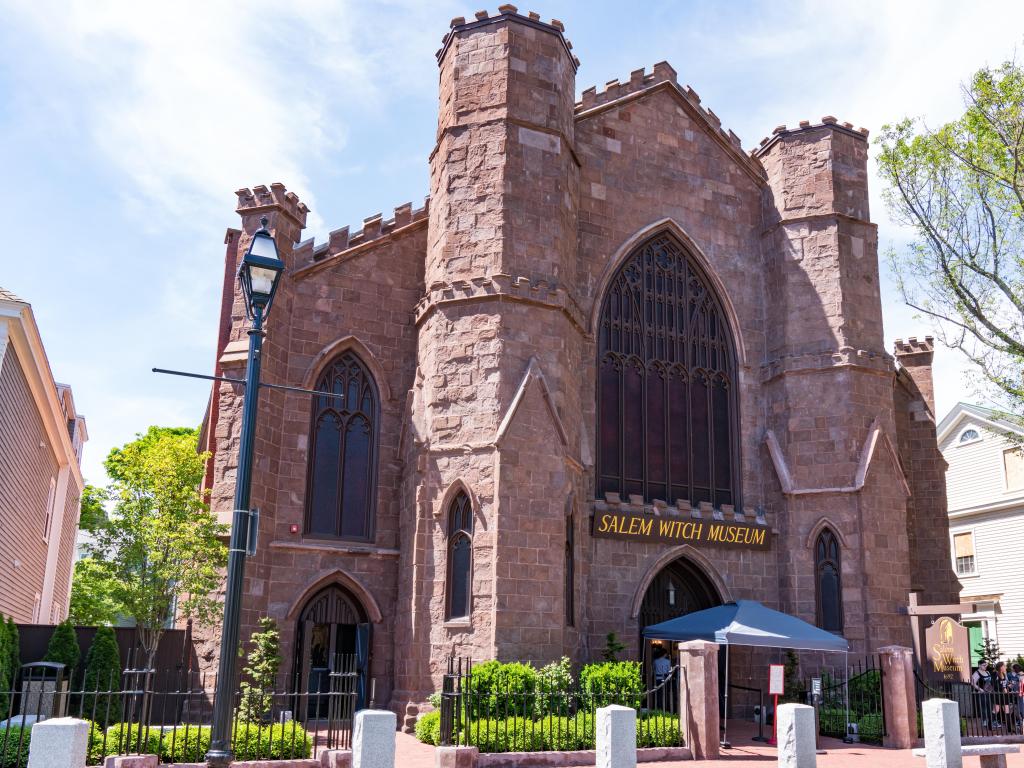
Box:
[235,183,309,228]
[293,198,430,270]
[753,117,870,157]
[437,6,579,69]
[894,336,935,357]
[575,63,744,154]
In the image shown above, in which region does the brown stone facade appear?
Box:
[200,8,958,726]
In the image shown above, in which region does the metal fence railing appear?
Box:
[915,673,1024,739]
[439,657,682,753]
[0,657,362,764]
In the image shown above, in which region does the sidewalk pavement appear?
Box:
[393,720,1024,768]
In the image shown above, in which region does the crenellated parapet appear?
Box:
[437,6,579,69]
[236,183,309,227]
[291,198,430,275]
[753,116,869,158]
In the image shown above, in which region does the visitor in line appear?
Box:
[994,661,1013,731]
[971,660,996,729]
[1009,663,1024,734]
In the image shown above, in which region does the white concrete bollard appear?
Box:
[596,704,636,768]
[922,698,963,768]
[777,703,816,768]
[353,709,397,768]
[26,716,90,768]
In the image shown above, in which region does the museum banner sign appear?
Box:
[924,616,970,684]
[591,509,771,551]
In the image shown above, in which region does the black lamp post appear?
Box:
[206,216,284,767]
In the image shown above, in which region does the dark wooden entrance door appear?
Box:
[295,585,370,719]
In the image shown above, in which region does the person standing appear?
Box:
[995,661,1011,730]
[1009,663,1024,733]
[972,660,995,729]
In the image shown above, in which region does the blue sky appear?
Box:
[1,0,1022,485]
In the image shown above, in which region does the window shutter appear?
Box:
[953,532,974,558]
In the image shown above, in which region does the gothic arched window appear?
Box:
[304,351,379,540]
[446,491,473,621]
[815,528,843,632]
[565,510,575,628]
[597,233,739,508]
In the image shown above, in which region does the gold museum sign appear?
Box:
[591,509,771,551]
[924,616,970,683]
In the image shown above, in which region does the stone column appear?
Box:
[879,645,917,749]
[26,717,89,768]
[777,704,817,768]
[596,704,637,768]
[353,709,397,768]
[921,698,962,768]
[677,640,719,760]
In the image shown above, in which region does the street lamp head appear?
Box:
[238,216,284,319]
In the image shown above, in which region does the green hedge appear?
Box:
[0,726,31,768]
[856,713,883,744]
[466,661,539,717]
[96,721,311,762]
[459,711,680,753]
[415,710,442,746]
[579,662,643,705]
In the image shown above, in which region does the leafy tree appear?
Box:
[976,636,1003,666]
[7,617,19,679]
[68,558,126,627]
[44,619,81,674]
[877,61,1024,414]
[601,632,626,662]
[81,426,228,670]
[82,626,122,725]
[0,617,11,716]
[238,617,282,723]
[78,484,108,533]
[782,649,805,703]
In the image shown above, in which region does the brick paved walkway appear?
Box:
[394,719,1024,768]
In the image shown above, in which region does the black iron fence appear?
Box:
[439,657,682,753]
[801,655,885,744]
[0,658,361,765]
[915,672,1024,739]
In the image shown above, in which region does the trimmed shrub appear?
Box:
[818,706,848,737]
[233,721,312,760]
[466,661,539,717]
[6,619,18,682]
[43,620,81,675]
[459,712,681,753]
[579,661,643,707]
[415,710,442,745]
[537,657,573,716]
[856,712,884,743]
[0,725,31,768]
[81,626,122,725]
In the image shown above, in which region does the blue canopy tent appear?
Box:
[643,600,850,746]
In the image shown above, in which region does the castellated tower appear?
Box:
[394,9,583,708]
[757,122,912,650]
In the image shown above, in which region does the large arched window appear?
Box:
[305,351,379,540]
[597,233,738,507]
[815,528,843,633]
[446,491,473,621]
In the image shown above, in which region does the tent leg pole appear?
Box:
[843,652,852,743]
[721,644,731,749]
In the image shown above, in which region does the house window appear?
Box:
[596,233,739,508]
[565,511,575,627]
[31,593,41,623]
[43,477,56,542]
[815,528,843,633]
[446,491,473,621]
[1004,449,1024,491]
[304,351,379,540]
[958,428,980,444]
[953,532,977,576]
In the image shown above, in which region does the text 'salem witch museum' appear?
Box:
[199,8,960,726]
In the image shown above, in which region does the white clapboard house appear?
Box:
[939,402,1024,663]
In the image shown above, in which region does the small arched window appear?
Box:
[446,491,473,621]
[304,351,379,540]
[958,428,980,444]
[815,528,843,633]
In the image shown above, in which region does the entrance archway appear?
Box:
[639,555,722,629]
[294,584,371,717]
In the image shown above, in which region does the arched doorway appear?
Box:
[639,555,722,629]
[294,584,371,717]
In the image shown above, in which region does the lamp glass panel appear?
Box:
[248,233,279,260]
[249,265,277,296]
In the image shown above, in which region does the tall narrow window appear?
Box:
[565,511,575,627]
[815,528,843,632]
[596,232,738,507]
[446,491,473,621]
[305,351,379,540]
[43,476,56,542]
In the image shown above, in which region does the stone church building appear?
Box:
[200,7,959,724]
